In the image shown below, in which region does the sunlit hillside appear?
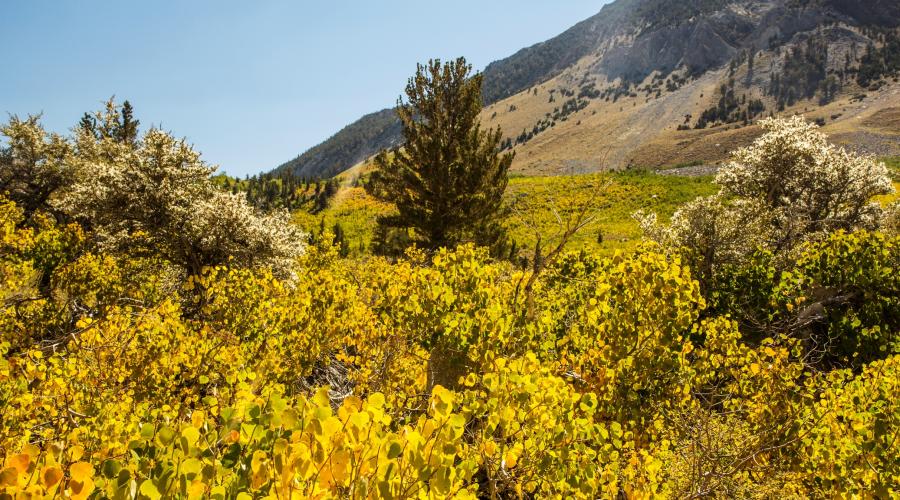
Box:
[275,0,900,179]
[293,169,719,258]
[480,64,900,175]
[2,97,898,500]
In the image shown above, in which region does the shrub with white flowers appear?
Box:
[2,102,304,278]
[0,115,72,219]
[717,116,892,244]
[59,123,304,277]
[636,116,894,288]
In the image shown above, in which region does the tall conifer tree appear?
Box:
[118,100,140,145]
[366,57,514,252]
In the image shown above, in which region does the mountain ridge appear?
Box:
[273,0,900,179]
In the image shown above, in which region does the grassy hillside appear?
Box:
[293,170,718,258]
[876,156,900,205]
[293,155,898,258]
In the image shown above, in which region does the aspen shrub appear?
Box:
[1,119,897,497]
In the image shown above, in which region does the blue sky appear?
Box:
[2,1,611,177]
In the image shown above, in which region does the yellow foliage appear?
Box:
[1,195,897,498]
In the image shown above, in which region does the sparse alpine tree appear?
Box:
[366,57,514,253]
[117,100,140,145]
[78,113,97,138]
[78,98,140,145]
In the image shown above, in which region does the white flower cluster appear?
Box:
[718,116,892,239]
[57,126,305,277]
[0,115,72,216]
[636,195,771,281]
[637,116,894,280]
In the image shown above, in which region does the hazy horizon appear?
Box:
[2,0,612,177]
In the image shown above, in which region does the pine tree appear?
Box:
[366,57,514,253]
[118,100,140,145]
[332,223,350,257]
[78,113,97,138]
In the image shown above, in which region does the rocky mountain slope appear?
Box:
[273,0,900,178]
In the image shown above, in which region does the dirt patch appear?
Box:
[862,107,900,132]
[629,125,763,169]
[657,164,720,177]
[830,130,900,157]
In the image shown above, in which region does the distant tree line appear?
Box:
[768,36,831,109]
[856,27,900,88]
[218,172,340,213]
[765,27,900,109]
[691,79,766,129]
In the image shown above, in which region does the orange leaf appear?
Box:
[6,454,30,474]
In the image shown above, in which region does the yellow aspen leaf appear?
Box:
[432,467,452,495]
[69,462,93,482]
[313,386,330,408]
[328,449,351,486]
[251,451,268,474]
[321,417,342,439]
[22,444,40,461]
[191,410,206,429]
[69,476,95,500]
[41,466,64,489]
[187,480,207,499]
[182,426,200,446]
[422,419,437,438]
[503,449,519,469]
[281,408,298,428]
[250,459,269,490]
[139,479,161,500]
[181,458,202,478]
[366,392,386,409]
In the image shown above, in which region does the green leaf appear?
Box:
[156,426,176,446]
[140,479,161,500]
[180,458,202,479]
[387,441,403,459]
[101,459,122,479]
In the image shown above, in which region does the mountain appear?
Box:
[273,0,900,178]
[272,108,401,180]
